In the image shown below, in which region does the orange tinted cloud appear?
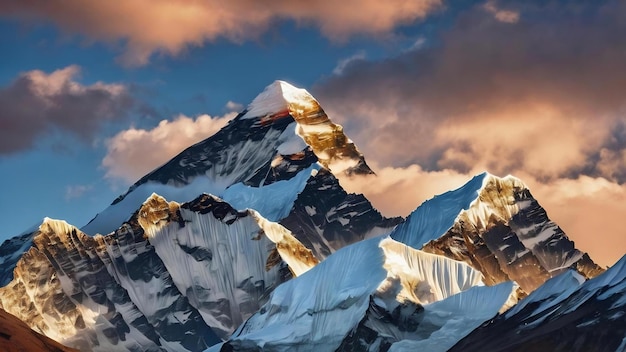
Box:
[317,0,626,267]
[0,0,442,66]
[337,163,473,217]
[483,1,520,23]
[317,0,626,182]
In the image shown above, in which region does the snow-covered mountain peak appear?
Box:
[40,217,75,234]
[241,80,314,120]
[463,173,527,234]
[241,80,372,175]
[391,171,603,294]
[82,80,381,237]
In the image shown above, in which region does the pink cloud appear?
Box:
[0,0,442,66]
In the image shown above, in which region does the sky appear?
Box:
[0,0,624,267]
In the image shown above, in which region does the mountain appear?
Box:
[0,308,78,352]
[392,173,604,294]
[0,81,398,351]
[451,255,626,352]
[0,194,319,351]
[0,80,618,352]
[215,172,609,351]
[81,80,398,260]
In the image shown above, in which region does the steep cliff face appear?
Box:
[138,193,318,338]
[0,194,317,352]
[280,167,402,259]
[392,173,603,294]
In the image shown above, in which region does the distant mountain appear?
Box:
[0,81,618,352]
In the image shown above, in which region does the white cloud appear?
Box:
[65,184,93,200]
[102,113,235,183]
[333,51,367,75]
[225,101,244,112]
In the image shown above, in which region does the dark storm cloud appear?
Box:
[0,65,134,154]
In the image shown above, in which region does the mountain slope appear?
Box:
[216,236,515,352]
[81,80,398,258]
[0,194,316,351]
[451,255,626,352]
[0,229,36,286]
[391,172,603,294]
[215,171,606,351]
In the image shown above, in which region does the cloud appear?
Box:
[102,113,234,183]
[0,0,443,66]
[336,163,470,217]
[333,51,367,75]
[315,0,626,183]
[65,184,93,200]
[225,101,244,112]
[0,65,133,154]
[313,0,626,267]
[483,1,520,23]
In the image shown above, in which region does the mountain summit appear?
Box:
[0,81,621,352]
